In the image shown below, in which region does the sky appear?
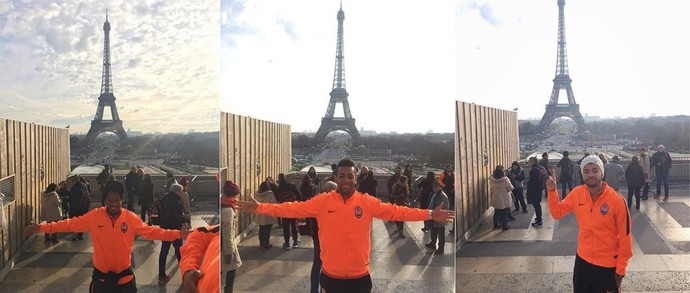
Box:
[0,0,220,134]
[457,0,690,121]
[220,0,457,134]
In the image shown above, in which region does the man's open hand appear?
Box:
[431,203,455,223]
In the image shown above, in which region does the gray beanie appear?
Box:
[580,155,604,177]
[323,181,337,192]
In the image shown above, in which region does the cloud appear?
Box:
[464,1,501,26]
[0,0,220,134]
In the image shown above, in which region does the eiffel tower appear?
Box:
[312,3,360,146]
[536,0,586,134]
[83,11,127,146]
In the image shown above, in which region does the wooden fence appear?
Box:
[454,102,519,244]
[220,112,292,236]
[0,118,70,277]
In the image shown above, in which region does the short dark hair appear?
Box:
[103,181,125,198]
[563,151,569,157]
[45,183,58,193]
[337,158,356,169]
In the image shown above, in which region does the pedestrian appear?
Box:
[417,172,436,232]
[356,166,369,190]
[556,150,574,198]
[276,173,302,249]
[254,182,277,249]
[221,180,242,293]
[386,166,402,202]
[96,164,111,192]
[438,164,455,234]
[67,174,88,241]
[603,156,624,192]
[235,159,454,293]
[307,167,321,190]
[425,181,450,254]
[158,184,186,284]
[577,152,591,185]
[507,161,527,213]
[625,156,645,210]
[358,170,378,197]
[23,181,190,292]
[639,147,652,200]
[165,172,177,193]
[57,181,70,219]
[403,164,413,189]
[651,144,672,201]
[490,166,513,231]
[41,183,62,245]
[180,225,220,293]
[390,175,410,238]
[547,155,633,292]
[139,173,155,222]
[527,157,546,228]
[124,167,140,211]
[179,177,191,224]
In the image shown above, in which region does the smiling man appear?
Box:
[24,180,190,293]
[547,155,633,293]
[235,158,454,293]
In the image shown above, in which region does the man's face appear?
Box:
[657,146,665,152]
[446,166,453,173]
[432,185,441,193]
[130,167,136,173]
[394,168,401,175]
[582,163,603,188]
[336,166,357,196]
[104,192,123,216]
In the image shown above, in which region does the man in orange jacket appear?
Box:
[24,181,190,293]
[236,159,454,293]
[180,225,220,293]
[547,155,633,292]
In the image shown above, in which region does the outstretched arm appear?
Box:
[236,196,320,218]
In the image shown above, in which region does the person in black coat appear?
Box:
[139,173,155,222]
[507,161,527,213]
[277,173,302,249]
[556,151,575,199]
[67,175,88,241]
[526,157,546,227]
[625,156,645,210]
[158,183,186,283]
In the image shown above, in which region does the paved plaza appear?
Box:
[457,185,690,293]
[232,218,455,292]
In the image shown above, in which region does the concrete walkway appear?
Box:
[0,203,219,293]
[232,218,455,292]
[456,186,690,293]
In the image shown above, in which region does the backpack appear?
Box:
[80,189,91,211]
[279,191,297,203]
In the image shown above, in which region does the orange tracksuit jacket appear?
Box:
[180,225,220,293]
[547,183,633,275]
[39,207,180,284]
[257,191,429,278]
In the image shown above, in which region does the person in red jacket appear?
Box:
[180,225,220,293]
[235,159,454,293]
[23,181,190,293]
[547,155,633,293]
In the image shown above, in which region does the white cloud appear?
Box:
[0,0,220,134]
